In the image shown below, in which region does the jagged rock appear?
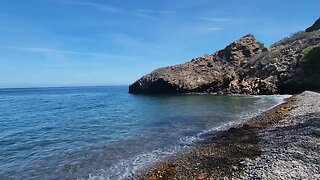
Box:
[306,18,320,32]
[129,19,320,95]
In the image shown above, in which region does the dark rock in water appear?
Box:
[129,19,320,95]
[306,18,320,32]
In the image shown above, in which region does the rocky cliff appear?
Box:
[129,19,320,95]
[306,18,320,32]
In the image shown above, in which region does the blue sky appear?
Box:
[0,0,319,88]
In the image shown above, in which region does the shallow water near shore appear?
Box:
[0,86,290,179]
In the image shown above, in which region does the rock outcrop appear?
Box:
[129,19,320,95]
[305,18,320,32]
[129,35,266,94]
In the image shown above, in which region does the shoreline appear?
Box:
[136,91,320,179]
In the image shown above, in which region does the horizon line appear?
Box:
[0,84,130,90]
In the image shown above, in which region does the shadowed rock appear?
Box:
[306,18,320,32]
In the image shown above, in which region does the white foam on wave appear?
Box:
[179,120,240,145]
[85,94,291,180]
[86,145,187,180]
[236,94,291,121]
[253,94,291,110]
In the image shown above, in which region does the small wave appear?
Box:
[179,121,240,145]
[241,94,291,119]
[86,146,186,180]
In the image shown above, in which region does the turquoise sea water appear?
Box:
[0,86,289,179]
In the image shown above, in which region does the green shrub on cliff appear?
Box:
[302,46,320,73]
[302,45,316,55]
[152,67,167,75]
[272,31,310,47]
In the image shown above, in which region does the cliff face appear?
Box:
[129,19,320,95]
[306,18,320,32]
[240,30,320,94]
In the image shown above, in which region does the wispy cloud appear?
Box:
[62,1,172,21]
[202,27,223,32]
[135,13,160,20]
[64,0,124,13]
[134,9,174,20]
[0,45,132,59]
[135,9,174,15]
[197,17,231,22]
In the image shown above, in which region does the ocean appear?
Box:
[0,86,289,179]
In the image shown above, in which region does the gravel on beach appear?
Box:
[241,91,320,179]
[137,91,320,180]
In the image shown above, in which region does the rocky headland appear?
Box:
[129,19,320,95]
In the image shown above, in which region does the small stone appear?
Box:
[197,173,209,180]
[232,166,239,171]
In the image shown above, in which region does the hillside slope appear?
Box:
[129,19,320,95]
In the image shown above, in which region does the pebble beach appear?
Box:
[138,91,320,179]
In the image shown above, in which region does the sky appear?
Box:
[0,0,319,88]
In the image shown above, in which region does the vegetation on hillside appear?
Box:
[272,31,310,47]
[302,46,320,73]
[151,67,167,75]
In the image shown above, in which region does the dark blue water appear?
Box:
[0,86,289,179]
